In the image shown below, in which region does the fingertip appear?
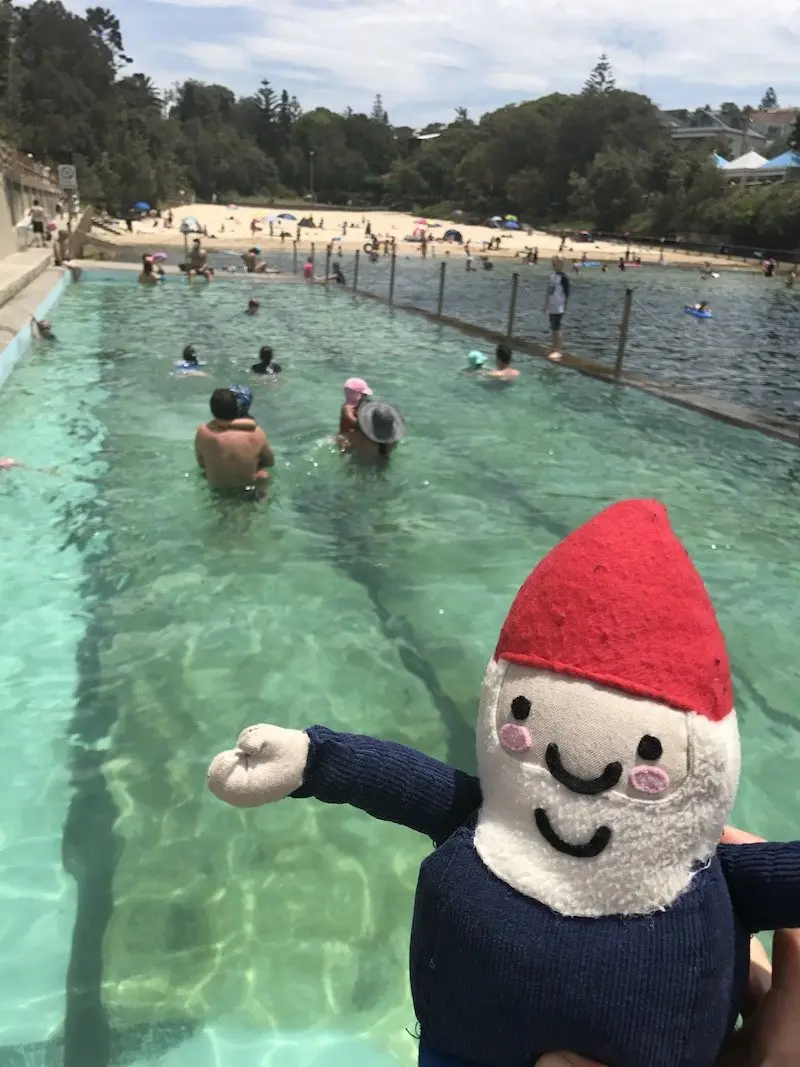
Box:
[721,824,766,845]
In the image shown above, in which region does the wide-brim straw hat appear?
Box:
[357,399,406,444]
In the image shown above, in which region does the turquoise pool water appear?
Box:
[0,272,799,1066]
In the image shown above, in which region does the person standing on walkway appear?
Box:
[544,256,570,361]
[30,200,46,246]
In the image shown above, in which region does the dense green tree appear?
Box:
[759,87,778,110]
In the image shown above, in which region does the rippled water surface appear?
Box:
[0,271,798,1066]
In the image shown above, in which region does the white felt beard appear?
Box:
[474,659,741,918]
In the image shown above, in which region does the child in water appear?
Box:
[173,344,208,376]
[337,377,372,444]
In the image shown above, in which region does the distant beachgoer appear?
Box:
[31,317,55,341]
[544,256,570,359]
[251,345,282,376]
[763,257,776,278]
[303,257,314,280]
[195,387,274,497]
[246,299,260,315]
[485,344,520,381]
[332,262,346,285]
[618,257,626,271]
[30,200,46,246]
[187,239,213,281]
[69,265,83,283]
[465,350,487,374]
[466,255,475,272]
[174,344,207,376]
[344,398,406,462]
[787,266,797,289]
[338,377,372,441]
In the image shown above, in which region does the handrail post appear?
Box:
[310,242,315,263]
[506,272,520,339]
[353,249,360,292]
[614,288,634,379]
[436,261,446,318]
[324,245,332,284]
[388,250,397,306]
[292,241,298,273]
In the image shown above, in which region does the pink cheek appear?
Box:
[499,723,533,753]
[629,765,670,795]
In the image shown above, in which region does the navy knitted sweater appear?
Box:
[292,726,800,1067]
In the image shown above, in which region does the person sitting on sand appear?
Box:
[246,299,260,316]
[464,350,487,374]
[195,387,274,497]
[250,345,282,377]
[31,317,56,341]
[173,344,208,376]
[337,377,372,443]
[485,344,520,381]
[187,239,214,282]
[344,398,406,463]
[242,248,269,274]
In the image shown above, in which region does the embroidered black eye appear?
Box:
[637,735,662,761]
[511,695,531,721]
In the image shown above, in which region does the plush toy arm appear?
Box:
[292,725,482,845]
[719,840,800,933]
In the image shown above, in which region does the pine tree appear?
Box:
[759,87,778,110]
[371,93,389,124]
[583,54,615,94]
[789,113,800,153]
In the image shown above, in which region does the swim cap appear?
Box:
[230,384,253,417]
[344,377,372,399]
[468,351,487,367]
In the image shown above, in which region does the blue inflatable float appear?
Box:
[684,305,713,319]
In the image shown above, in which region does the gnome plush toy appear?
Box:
[208,499,800,1067]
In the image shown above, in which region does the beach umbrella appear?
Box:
[151,251,168,262]
[490,215,503,222]
[504,214,518,221]
[277,212,297,220]
[133,201,151,211]
[263,215,279,222]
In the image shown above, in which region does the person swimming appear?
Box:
[246,299,261,315]
[31,317,55,341]
[465,350,487,374]
[338,377,372,442]
[346,398,406,462]
[250,345,282,376]
[332,262,346,285]
[485,344,520,380]
[174,344,208,375]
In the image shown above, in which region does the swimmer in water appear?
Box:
[485,344,520,381]
[337,376,372,445]
[250,345,282,376]
[464,350,487,375]
[693,302,709,312]
[31,317,55,340]
[173,344,208,376]
[195,387,274,498]
[246,299,260,315]
[344,398,406,463]
[139,253,160,286]
[332,262,346,285]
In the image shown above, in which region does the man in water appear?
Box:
[332,262,346,285]
[303,257,314,280]
[31,317,56,341]
[174,345,208,376]
[485,344,520,381]
[544,255,570,360]
[250,346,282,376]
[242,248,268,273]
[246,299,260,315]
[195,387,274,496]
[187,239,214,281]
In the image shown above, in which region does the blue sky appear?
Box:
[72,0,800,125]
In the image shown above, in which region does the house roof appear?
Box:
[722,150,768,170]
[761,150,800,170]
[751,108,799,127]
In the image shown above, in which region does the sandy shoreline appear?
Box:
[90,204,766,273]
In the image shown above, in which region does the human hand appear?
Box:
[207,724,310,808]
[533,826,800,1067]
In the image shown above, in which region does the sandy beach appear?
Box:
[90,203,756,271]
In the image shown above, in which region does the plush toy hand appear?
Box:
[534,826,800,1067]
[207,724,310,808]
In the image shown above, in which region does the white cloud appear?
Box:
[160,0,800,114]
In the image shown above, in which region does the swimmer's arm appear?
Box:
[258,432,275,469]
[194,429,206,470]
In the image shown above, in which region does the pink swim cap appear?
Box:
[343,377,372,400]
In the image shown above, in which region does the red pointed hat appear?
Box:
[495,499,733,721]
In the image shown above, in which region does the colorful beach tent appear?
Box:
[443,229,463,243]
[277,212,297,220]
[721,150,767,171]
[503,220,522,230]
[760,150,800,171]
[179,216,202,233]
[133,201,151,211]
[711,153,728,168]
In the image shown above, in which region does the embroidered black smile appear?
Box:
[545,743,622,795]
[534,809,612,858]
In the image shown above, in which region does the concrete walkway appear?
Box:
[0,247,54,311]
